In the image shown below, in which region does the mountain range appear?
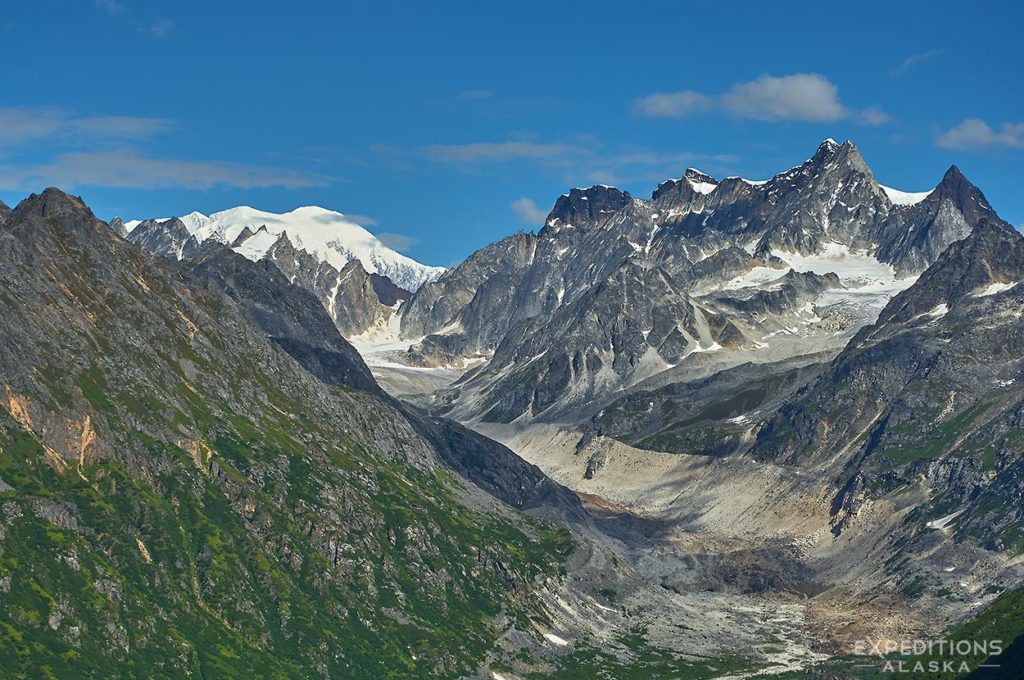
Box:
[3,137,1023,677]
[400,139,1002,424]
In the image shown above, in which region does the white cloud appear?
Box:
[891,50,942,77]
[0,107,173,146]
[632,73,855,123]
[936,119,1024,150]
[511,198,547,226]
[630,91,712,118]
[376,232,419,252]
[722,73,846,122]
[0,150,325,191]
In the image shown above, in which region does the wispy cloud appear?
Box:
[94,0,175,38]
[420,141,587,163]
[382,136,738,188]
[890,50,942,77]
[0,107,173,146]
[457,89,495,101]
[145,18,175,38]
[94,0,124,15]
[376,232,419,252]
[343,213,378,227]
[859,106,891,126]
[631,73,883,125]
[0,150,325,191]
[936,119,1024,150]
[511,198,548,226]
[630,91,713,118]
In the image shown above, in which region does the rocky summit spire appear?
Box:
[542,185,632,232]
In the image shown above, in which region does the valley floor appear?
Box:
[351,341,1022,678]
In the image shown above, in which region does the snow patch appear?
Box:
[880,185,932,206]
[233,228,281,261]
[975,281,1020,297]
[927,509,965,532]
[543,632,569,647]
[687,178,718,195]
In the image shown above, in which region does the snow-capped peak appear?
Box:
[125,205,445,291]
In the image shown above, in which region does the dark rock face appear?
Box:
[541,185,633,233]
[592,354,830,456]
[874,166,1008,275]
[188,247,381,394]
[0,200,10,226]
[126,217,202,260]
[370,271,410,307]
[400,231,539,342]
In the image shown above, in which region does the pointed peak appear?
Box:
[339,257,369,276]
[932,164,994,213]
[932,165,972,195]
[229,225,256,248]
[943,164,964,180]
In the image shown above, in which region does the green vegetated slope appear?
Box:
[0,190,571,678]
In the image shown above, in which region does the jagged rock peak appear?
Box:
[339,257,370,277]
[543,184,632,231]
[10,188,110,242]
[230,225,256,247]
[932,165,994,212]
[810,138,863,168]
[108,217,128,238]
[14,187,95,221]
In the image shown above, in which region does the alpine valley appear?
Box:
[3,138,1023,678]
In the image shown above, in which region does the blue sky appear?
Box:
[1,1,1021,266]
